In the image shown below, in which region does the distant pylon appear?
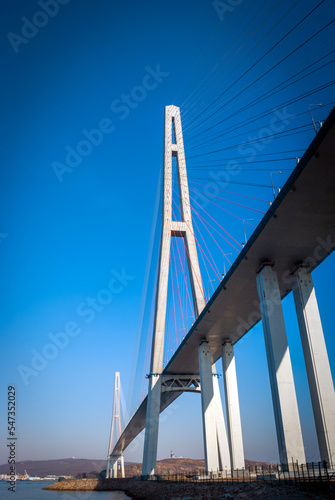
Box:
[106,372,125,478]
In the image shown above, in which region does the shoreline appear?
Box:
[44,477,332,499]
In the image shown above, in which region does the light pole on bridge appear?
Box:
[207,279,216,300]
[309,103,322,134]
[223,253,232,277]
[270,171,282,200]
[242,219,253,245]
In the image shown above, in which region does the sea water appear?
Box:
[0,481,132,499]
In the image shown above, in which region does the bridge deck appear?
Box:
[113,107,335,456]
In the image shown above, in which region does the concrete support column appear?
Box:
[293,267,335,467]
[107,455,125,478]
[213,369,231,470]
[112,459,118,478]
[199,343,219,473]
[256,265,306,466]
[222,342,245,469]
[120,455,125,478]
[106,456,118,478]
[142,374,161,477]
[106,457,111,478]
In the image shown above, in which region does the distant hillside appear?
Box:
[0,457,273,477]
[124,458,273,477]
[0,458,108,476]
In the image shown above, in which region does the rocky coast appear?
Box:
[44,477,333,499]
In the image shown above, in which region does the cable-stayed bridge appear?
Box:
[106,104,335,479]
[104,1,335,480]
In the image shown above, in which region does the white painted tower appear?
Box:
[142,105,235,477]
[106,372,125,478]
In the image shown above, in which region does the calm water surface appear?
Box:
[0,481,132,499]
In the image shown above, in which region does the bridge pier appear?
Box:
[106,456,113,478]
[142,374,162,477]
[222,342,245,469]
[113,460,118,478]
[199,343,220,473]
[106,454,125,478]
[292,267,335,467]
[213,367,230,470]
[120,455,125,478]
[256,265,306,466]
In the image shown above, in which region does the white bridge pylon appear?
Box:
[142,105,244,477]
[106,372,125,478]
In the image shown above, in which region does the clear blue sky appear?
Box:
[1,0,334,466]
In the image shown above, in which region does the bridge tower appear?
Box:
[106,372,125,478]
[142,105,235,477]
